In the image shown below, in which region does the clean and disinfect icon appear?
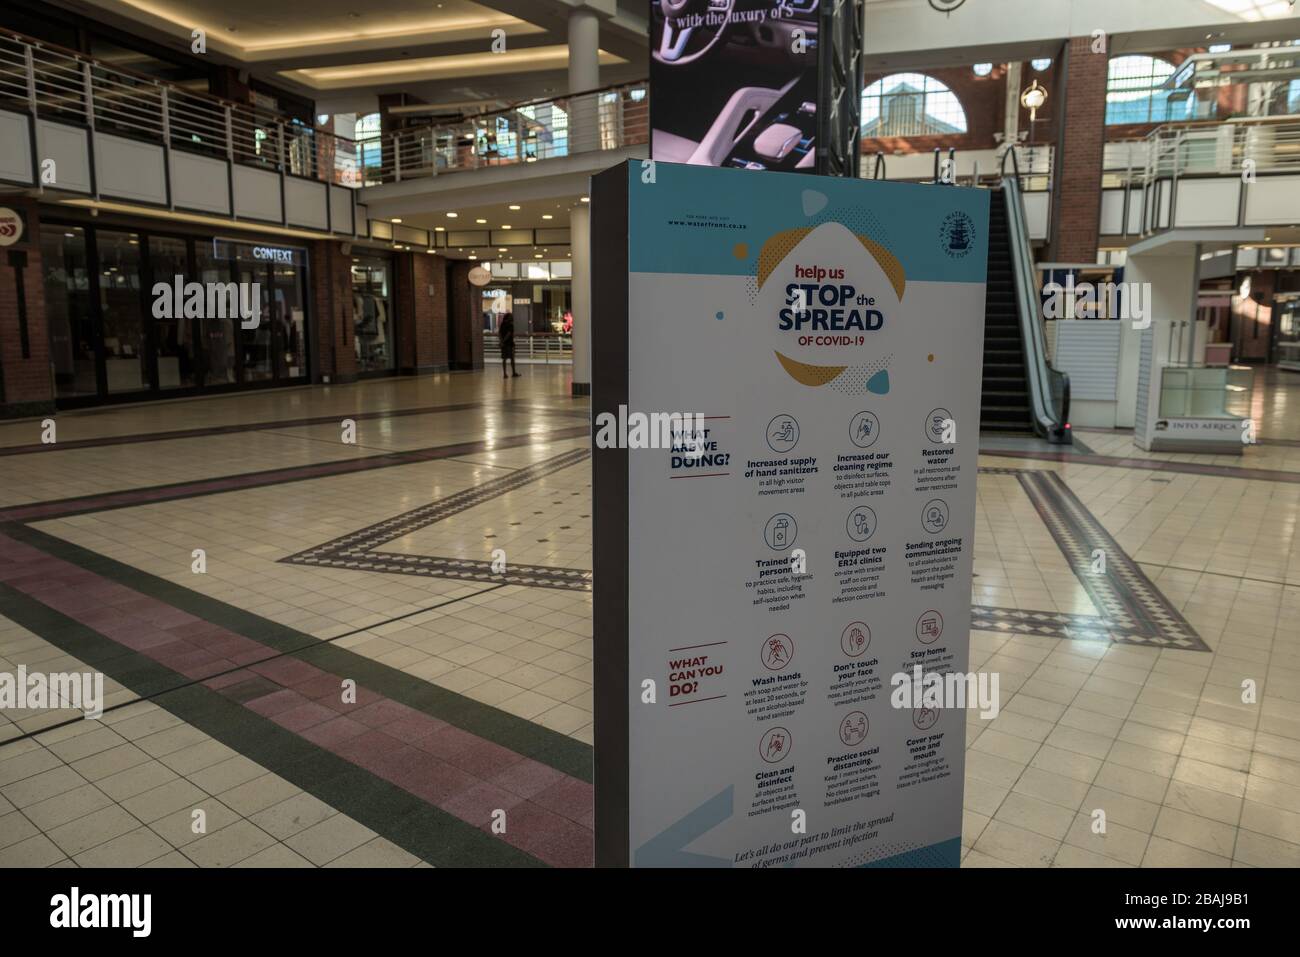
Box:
[760,726,792,763]
[849,410,880,449]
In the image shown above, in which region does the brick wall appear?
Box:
[308,239,357,383]
[1051,37,1108,263]
[394,252,449,374]
[447,261,483,371]
[0,200,54,417]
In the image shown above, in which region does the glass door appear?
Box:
[94,230,147,395]
[39,226,97,399]
[234,256,273,383]
[145,235,199,391]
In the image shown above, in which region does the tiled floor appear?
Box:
[2,364,1298,867]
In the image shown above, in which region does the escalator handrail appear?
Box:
[1000,174,1069,439]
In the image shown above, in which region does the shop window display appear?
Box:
[352,256,396,373]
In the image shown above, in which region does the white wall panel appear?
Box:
[169,151,230,214]
[35,120,91,193]
[329,185,353,234]
[0,110,33,184]
[1243,175,1300,226]
[284,176,327,230]
[1023,191,1049,241]
[232,165,281,221]
[95,133,166,204]
[1099,189,1125,235]
[1172,178,1238,227]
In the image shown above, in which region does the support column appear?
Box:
[395,251,449,374]
[570,204,592,396]
[1049,36,1108,263]
[0,200,55,418]
[309,239,358,384]
[568,7,601,155]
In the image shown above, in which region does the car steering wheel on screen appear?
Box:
[654,0,735,65]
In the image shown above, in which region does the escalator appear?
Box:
[978,176,1072,443]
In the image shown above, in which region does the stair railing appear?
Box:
[999,147,1072,443]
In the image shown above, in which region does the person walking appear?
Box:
[499,311,520,378]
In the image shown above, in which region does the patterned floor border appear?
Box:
[284,454,1208,652]
[281,447,594,591]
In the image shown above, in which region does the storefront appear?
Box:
[350,253,397,375]
[481,259,572,335]
[40,222,311,406]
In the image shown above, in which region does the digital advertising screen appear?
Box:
[649,0,824,172]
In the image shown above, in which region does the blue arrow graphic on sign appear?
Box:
[634,786,734,868]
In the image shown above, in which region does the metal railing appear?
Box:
[1001,146,1071,444]
[364,83,649,185]
[483,333,574,364]
[1105,116,1300,187]
[0,30,361,187]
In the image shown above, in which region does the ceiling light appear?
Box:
[542,214,553,220]
[446,212,458,218]
[392,218,402,224]
[502,225,512,229]
[580,196,589,203]
[508,204,521,210]
[435,226,445,232]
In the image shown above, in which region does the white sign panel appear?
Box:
[593,162,990,868]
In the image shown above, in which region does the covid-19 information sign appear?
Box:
[592,161,990,867]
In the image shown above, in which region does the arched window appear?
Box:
[1105,55,1178,124]
[862,73,968,137]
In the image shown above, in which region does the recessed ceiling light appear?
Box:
[391,218,402,224]
[498,248,507,252]
[542,214,553,220]
[446,212,458,218]
[508,204,521,210]
[502,225,512,230]
[469,254,477,260]
[534,254,543,259]
[476,218,487,224]
[434,226,445,232]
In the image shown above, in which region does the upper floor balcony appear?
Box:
[0,31,361,238]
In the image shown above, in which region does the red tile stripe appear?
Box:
[0,530,594,867]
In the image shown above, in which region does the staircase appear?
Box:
[980,191,1034,433]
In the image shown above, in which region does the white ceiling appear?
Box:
[56,0,648,107]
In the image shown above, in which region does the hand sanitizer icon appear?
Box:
[773,518,788,548]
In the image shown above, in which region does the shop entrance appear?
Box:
[40,223,311,406]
